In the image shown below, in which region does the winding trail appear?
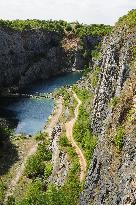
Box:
[65,91,87,181]
[5,97,63,200]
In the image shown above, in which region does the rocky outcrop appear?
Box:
[80,24,136,205]
[47,123,69,186]
[0,27,100,89]
[49,129,69,186]
[0,27,64,88]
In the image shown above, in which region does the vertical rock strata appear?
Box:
[80,25,136,205]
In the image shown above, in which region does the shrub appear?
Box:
[37,142,52,161]
[59,135,69,147]
[82,67,91,76]
[72,85,90,101]
[25,141,52,178]
[16,180,46,205]
[24,153,45,178]
[75,24,112,37]
[44,163,53,179]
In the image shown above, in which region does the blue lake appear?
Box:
[1,72,82,135]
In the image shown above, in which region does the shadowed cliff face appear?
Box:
[0,28,64,88]
[80,16,136,205]
[0,27,100,89]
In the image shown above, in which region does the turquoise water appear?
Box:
[2,72,82,135]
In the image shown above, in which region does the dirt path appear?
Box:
[5,97,63,200]
[65,91,87,182]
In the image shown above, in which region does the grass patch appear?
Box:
[113,126,125,150]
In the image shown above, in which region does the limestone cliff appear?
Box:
[80,10,136,205]
[0,26,100,89]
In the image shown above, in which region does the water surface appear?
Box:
[0,72,82,135]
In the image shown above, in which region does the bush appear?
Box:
[37,142,52,161]
[44,163,53,179]
[25,141,52,178]
[59,135,69,147]
[16,180,46,205]
[91,49,100,60]
[73,105,97,164]
[75,24,112,37]
[82,67,91,76]
[24,153,45,178]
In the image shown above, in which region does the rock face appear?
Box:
[49,124,69,186]
[92,30,135,134]
[0,26,100,88]
[0,27,63,87]
[80,25,136,204]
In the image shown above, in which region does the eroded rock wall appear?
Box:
[80,26,136,205]
[0,27,100,89]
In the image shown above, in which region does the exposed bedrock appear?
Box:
[0,27,100,88]
[80,26,136,205]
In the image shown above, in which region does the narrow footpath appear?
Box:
[65,91,87,182]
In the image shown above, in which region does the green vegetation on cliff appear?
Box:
[0,19,112,37]
[116,9,136,28]
[74,24,112,37]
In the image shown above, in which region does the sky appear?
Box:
[0,0,136,25]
